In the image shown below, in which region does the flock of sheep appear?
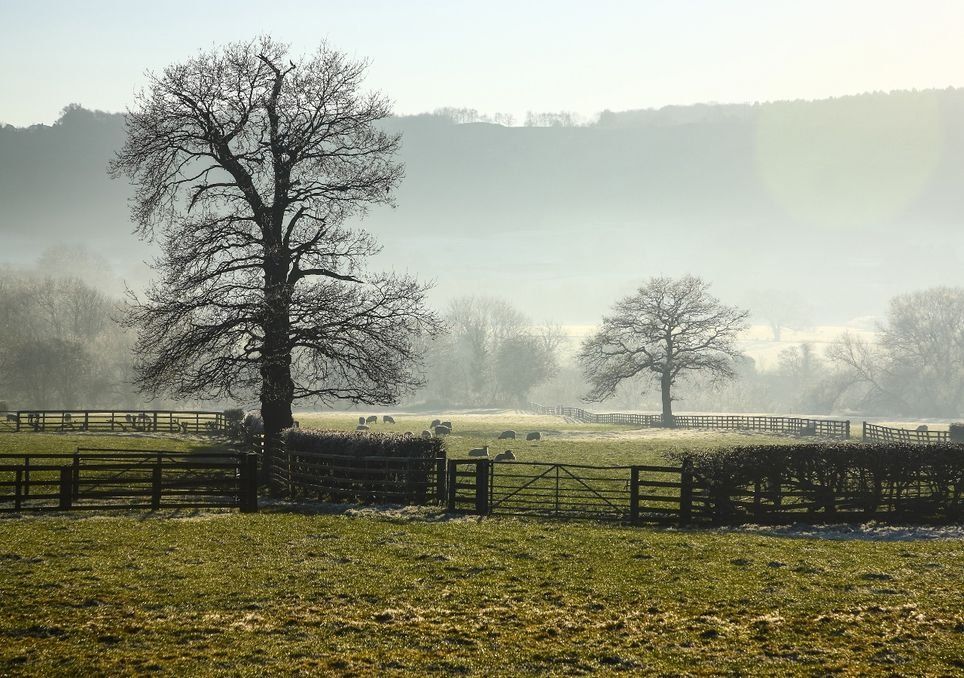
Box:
[352,415,543,461]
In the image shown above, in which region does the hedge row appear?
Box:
[675,443,964,523]
[283,428,444,459]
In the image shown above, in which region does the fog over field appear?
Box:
[2,90,963,326]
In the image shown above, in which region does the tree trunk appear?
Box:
[260,251,294,494]
[660,371,674,427]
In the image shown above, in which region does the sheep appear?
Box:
[383,415,395,424]
[498,430,516,440]
[494,450,516,461]
[526,431,541,441]
[356,424,370,432]
[366,415,378,424]
[430,419,441,428]
[358,416,366,425]
[420,430,433,440]
[434,425,452,436]
[916,424,929,432]
[441,421,452,429]
[403,431,414,438]
[468,446,489,457]
[5,413,16,423]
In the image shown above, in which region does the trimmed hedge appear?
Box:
[277,428,445,505]
[284,428,443,460]
[674,443,964,524]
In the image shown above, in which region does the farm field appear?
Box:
[1,510,963,675]
[1,416,962,674]
[295,410,798,466]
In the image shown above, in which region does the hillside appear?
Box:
[2,90,963,322]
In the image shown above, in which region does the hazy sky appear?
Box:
[1,0,962,126]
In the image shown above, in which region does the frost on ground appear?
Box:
[717,522,964,541]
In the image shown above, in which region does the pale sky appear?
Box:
[1,0,962,126]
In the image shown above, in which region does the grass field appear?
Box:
[1,511,963,675]
[295,410,798,466]
[1,414,962,675]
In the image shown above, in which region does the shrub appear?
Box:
[950,423,964,444]
[223,408,245,438]
[673,443,964,524]
[279,428,445,505]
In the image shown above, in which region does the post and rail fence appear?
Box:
[0,410,229,435]
[527,403,852,439]
[0,449,257,513]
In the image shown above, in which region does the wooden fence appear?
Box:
[861,422,952,445]
[269,447,447,506]
[529,403,851,438]
[0,449,257,512]
[447,458,705,525]
[447,452,963,525]
[0,410,228,434]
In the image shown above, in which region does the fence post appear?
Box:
[845,420,851,439]
[861,421,867,442]
[240,453,259,513]
[629,466,640,525]
[435,455,447,504]
[446,460,458,512]
[475,459,490,516]
[83,411,89,432]
[58,467,72,510]
[15,412,20,433]
[72,453,80,499]
[23,456,30,498]
[14,469,22,511]
[151,457,162,510]
[679,457,693,527]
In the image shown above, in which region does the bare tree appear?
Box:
[579,276,749,425]
[109,37,442,472]
[828,287,964,416]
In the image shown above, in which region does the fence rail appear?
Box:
[0,449,257,512]
[0,410,228,434]
[528,403,851,438]
[861,422,952,445]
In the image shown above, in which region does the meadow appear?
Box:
[0,413,962,675]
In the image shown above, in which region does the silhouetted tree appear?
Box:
[109,37,441,476]
[579,276,748,425]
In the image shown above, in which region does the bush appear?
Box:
[223,408,245,438]
[279,428,445,505]
[673,443,964,524]
[950,423,964,444]
[284,428,443,460]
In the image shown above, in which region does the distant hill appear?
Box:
[2,91,963,323]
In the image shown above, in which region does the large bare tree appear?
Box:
[579,276,748,425]
[110,37,441,471]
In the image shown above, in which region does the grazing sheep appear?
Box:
[403,431,414,438]
[366,415,378,424]
[358,416,366,425]
[356,424,370,432]
[431,419,441,428]
[468,446,489,457]
[916,424,929,432]
[441,421,452,429]
[383,415,395,424]
[434,425,452,436]
[498,430,516,440]
[5,413,16,423]
[526,431,541,441]
[421,430,433,440]
[494,450,516,461]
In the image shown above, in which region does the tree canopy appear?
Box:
[579,276,748,424]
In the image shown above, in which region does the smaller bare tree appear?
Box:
[579,276,749,425]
